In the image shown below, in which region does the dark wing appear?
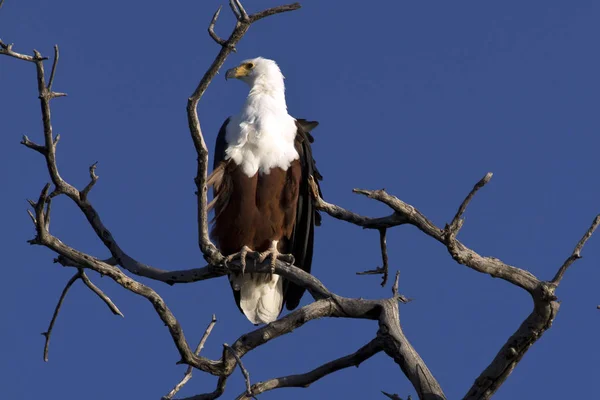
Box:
[284,118,323,310]
[213,117,229,171]
[211,118,247,314]
[208,118,233,220]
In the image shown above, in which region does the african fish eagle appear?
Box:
[208,57,323,325]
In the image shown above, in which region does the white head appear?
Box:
[225,57,285,94]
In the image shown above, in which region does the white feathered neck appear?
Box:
[225,58,299,177]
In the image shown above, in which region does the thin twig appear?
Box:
[379,228,389,286]
[0,0,5,10]
[224,344,252,398]
[79,270,123,317]
[381,392,405,400]
[250,3,301,22]
[21,135,46,154]
[391,271,400,297]
[175,376,227,400]
[228,0,241,20]
[163,315,218,400]
[356,228,390,286]
[44,197,52,231]
[42,273,80,362]
[208,6,228,47]
[551,215,600,285]
[80,162,98,200]
[446,172,493,238]
[47,45,59,91]
[232,0,249,22]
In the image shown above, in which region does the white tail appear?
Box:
[230,273,284,324]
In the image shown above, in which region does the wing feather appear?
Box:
[284,119,323,310]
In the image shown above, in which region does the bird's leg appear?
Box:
[225,245,254,275]
[258,240,295,275]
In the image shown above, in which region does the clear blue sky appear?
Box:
[1,1,599,399]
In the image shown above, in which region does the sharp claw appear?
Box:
[225,246,253,275]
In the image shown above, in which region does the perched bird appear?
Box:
[208,57,323,324]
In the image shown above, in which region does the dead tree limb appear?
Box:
[41,272,80,362]
[310,175,599,399]
[79,270,124,317]
[164,315,218,400]
[236,338,384,399]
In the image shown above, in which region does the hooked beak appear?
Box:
[225,66,246,81]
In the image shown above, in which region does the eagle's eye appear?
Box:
[245,62,255,69]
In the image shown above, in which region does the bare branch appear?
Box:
[382,392,407,400]
[176,376,227,400]
[21,135,46,154]
[228,0,241,20]
[44,197,52,231]
[207,7,228,48]
[0,41,39,62]
[41,272,80,362]
[250,3,301,23]
[0,0,5,10]
[28,187,445,398]
[316,179,540,293]
[551,214,600,285]
[225,344,253,398]
[464,288,558,400]
[379,228,390,286]
[232,0,249,22]
[79,270,123,317]
[309,176,404,229]
[391,271,400,297]
[164,315,218,400]
[446,172,492,238]
[47,45,59,91]
[80,162,98,200]
[237,338,383,399]
[356,228,390,286]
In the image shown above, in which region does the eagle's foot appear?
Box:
[258,240,295,276]
[225,245,254,275]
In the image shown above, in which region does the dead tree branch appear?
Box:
[311,174,599,399]
[357,228,390,286]
[41,272,80,362]
[551,214,600,285]
[164,315,218,400]
[225,344,253,398]
[447,172,493,239]
[237,337,383,399]
[79,269,124,317]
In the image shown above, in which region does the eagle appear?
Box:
[208,57,322,325]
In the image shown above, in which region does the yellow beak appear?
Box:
[225,65,249,80]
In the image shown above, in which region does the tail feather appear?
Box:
[230,273,284,324]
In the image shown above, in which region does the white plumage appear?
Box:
[225,57,299,178]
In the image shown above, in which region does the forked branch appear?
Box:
[164,315,218,400]
[551,214,600,285]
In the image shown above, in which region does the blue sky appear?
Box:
[1,1,599,399]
